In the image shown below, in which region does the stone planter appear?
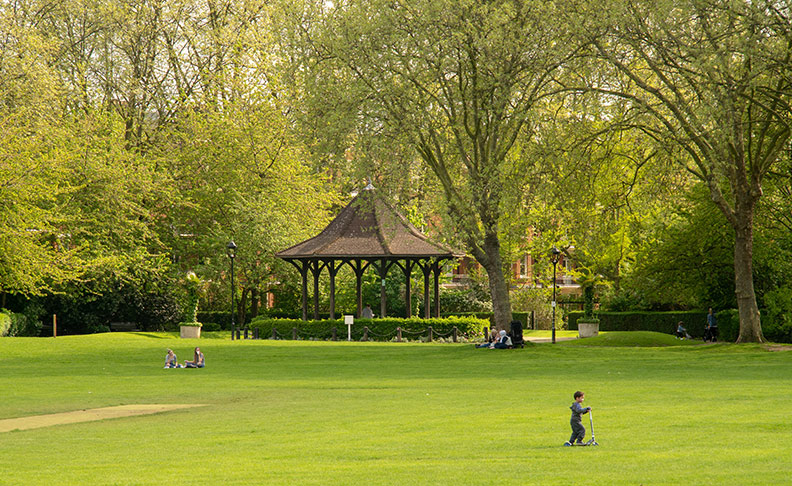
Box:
[180,325,201,339]
[578,320,600,338]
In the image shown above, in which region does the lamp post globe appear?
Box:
[227,241,237,340]
[550,247,561,344]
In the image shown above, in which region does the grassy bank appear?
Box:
[0,332,789,485]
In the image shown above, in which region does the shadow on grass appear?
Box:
[131,332,173,339]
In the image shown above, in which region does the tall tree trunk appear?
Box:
[237,287,249,326]
[733,208,764,343]
[478,231,513,331]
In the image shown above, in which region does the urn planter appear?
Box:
[179,323,202,339]
[578,319,600,338]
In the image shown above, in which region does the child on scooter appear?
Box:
[564,391,592,446]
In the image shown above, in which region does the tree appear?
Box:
[573,0,792,341]
[155,98,340,323]
[281,0,576,329]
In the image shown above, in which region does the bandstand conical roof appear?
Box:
[276,185,462,260]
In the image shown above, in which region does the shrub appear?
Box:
[762,287,792,343]
[510,286,557,330]
[438,288,492,313]
[1,308,41,337]
[248,316,488,341]
[202,322,222,332]
[0,311,10,336]
[715,309,740,342]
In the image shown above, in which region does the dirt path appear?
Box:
[0,404,206,433]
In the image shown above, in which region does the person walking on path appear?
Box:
[705,308,719,342]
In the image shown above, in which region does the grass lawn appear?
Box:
[0,332,790,485]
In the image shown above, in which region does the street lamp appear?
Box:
[227,240,237,340]
[551,246,561,344]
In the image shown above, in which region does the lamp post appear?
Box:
[551,246,561,344]
[227,240,237,340]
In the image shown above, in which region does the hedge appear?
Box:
[248,316,489,341]
[567,311,709,336]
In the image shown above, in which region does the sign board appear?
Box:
[344,315,354,341]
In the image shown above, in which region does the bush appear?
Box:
[248,316,489,341]
[437,288,492,313]
[510,286,557,330]
[0,308,41,337]
[568,311,709,336]
[202,322,222,332]
[0,311,10,336]
[715,309,740,342]
[762,287,792,343]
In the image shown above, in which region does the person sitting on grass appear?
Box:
[183,347,205,368]
[164,349,180,368]
[564,391,591,446]
[491,330,513,349]
[676,322,689,340]
[475,328,500,348]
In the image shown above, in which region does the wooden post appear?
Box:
[453,326,458,343]
[292,327,298,340]
[331,327,337,341]
[427,326,433,342]
[363,326,369,342]
[271,328,277,340]
[397,327,402,342]
[53,314,57,338]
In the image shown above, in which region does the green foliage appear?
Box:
[248,316,488,341]
[715,310,740,342]
[437,288,492,314]
[624,186,736,310]
[181,272,206,323]
[0,310,10,336]
[759,289,792,343]
[201,322,222,332]
[568,311,708,336]
[282,0,579,328]
[510,286,557,330]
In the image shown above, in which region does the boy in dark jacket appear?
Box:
[564,391,591,446]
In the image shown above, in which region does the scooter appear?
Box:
[563,410,600,446]
[584,410,599,446]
